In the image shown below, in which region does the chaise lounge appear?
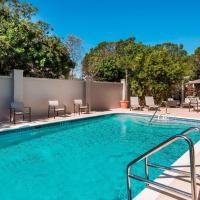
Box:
[130,97,143,111]
[145,96,160,111]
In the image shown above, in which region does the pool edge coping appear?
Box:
[1,109,200,133]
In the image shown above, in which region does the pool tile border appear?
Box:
[1,110,200,134]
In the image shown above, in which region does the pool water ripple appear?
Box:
[0,114,199,199]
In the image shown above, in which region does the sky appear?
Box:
[28,0,200,54]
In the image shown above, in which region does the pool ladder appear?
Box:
[127,127,200,200]
[149,107,160,123]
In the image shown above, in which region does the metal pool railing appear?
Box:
[149,107,160,123]
[127,127,200,200]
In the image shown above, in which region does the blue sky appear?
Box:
[28,0,200,54]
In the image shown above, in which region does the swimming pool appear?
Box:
[0,113,199,200]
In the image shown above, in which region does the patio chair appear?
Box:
[9,101,31,124]
[189,97,200,112]
[74,99,89,115]
[167,98,179,108]
[145,96,160,111]
[130,97,143,111]
[48,100,66,118]
[182,97,190,108]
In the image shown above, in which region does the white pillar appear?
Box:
[121,79,127,100]
[85,80,92,111]
[181,80,185,106]
[13,69,24,102]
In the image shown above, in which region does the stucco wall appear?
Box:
[90,81,122,110]
[23,77,85,116]
[0,76,12,121]
[0,73,122,121]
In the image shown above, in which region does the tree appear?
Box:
[115,38,135,88]
[191,47,200,79]
[82,38,192,102]
[130,48,185,101]
[155,42,193,77]
[66,35,83,78]
[155,43,187,58]
[82,38,150,81]
[0,0,75,78]
[82,41,125,81]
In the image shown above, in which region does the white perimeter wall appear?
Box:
[0,76,12,121]
[90,81,122,110]
[0,73,122,121]
[23,77,85,116]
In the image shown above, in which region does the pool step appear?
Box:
[134,141,200,200]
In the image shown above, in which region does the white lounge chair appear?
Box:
[10,101,31,124]
[145,96,160,111]
[48,100,66,118]
[130,97,143,111]
[74,99,89,115]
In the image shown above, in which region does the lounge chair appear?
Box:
[130,97,143,111]
[145,96,160,111]
[9,101,31,124]
[48,100,66,118]
[74,99,89,115]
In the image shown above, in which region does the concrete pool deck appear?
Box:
[0,107,200,199]
[1,107,200,130]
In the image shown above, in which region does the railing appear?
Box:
[157,114,168,120]
[127,127,200,200]
[149,107,160,123]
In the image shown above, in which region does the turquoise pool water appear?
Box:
[0,114,200,200]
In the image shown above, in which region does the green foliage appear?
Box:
[82,38,193,102]
[0,0,74,78]
[155,43,187,58]
[130,48,184,101]
[191,47,200,79]
[82,42,125,81]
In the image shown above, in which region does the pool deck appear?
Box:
[1,107,200,131]
[0,107,200,199]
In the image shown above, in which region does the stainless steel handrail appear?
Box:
[127,127,200,200]
[147,163,200,179]
[149,107,159,123]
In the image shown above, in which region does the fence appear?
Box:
[0,70,123,121]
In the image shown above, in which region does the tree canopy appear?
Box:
[82,42,123,81]
[0,0,75,78]
[82,38,194,102]
[191,47,200,79]
[0,0,199,101]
